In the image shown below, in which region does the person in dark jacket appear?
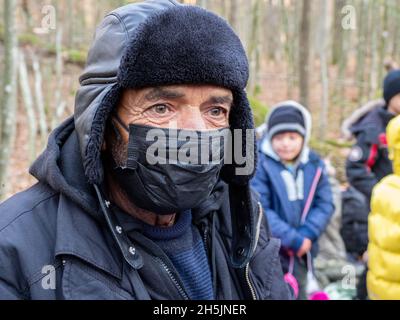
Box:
[343,69,400,300]
[345,69,400,203]
[0,1,291,300]
[251,101,334,299]
[340,187,370,259]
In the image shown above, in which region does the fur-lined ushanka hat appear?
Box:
[74,1,256,186]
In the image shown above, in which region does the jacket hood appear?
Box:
[341,99,386,140]
[29,117,102,220]
[259,101,311,164]
[387,115,400,175]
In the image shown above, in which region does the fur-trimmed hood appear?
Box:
[341,99,386,140]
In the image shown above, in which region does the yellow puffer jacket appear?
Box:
[367,115,400,300]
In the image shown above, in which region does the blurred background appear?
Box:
[0,0,399,200]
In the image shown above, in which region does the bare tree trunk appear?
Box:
[21,0,33,32]
[292,0,302,88]
[299,0,311,108]
[52,26,66,130]
[378,1,389,88]
[67,0,75,48]
[332,0,345,65]
[247,0,261,95]
[31,52,48,145]
[369,1,379,100]
[0,0,18,199]
[332,1,349,126]
[264,0,279,61]
[391,1,399,60]
[18,51,37,162]
[337,36,349,126]
[356,0,368,104]
[318,0,329,139]
[280,0,294,97]
[391,0,400,63]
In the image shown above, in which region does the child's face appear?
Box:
[388,93,400,115]
[271,132,304,162]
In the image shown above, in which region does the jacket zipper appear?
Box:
[155,257,189,300]
[244,201,263,300]
[202,223,210,257]
[202,222,218,299]
[245,263,257,300]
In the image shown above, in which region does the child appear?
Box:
[251,101,334,300]
[367,115,400,300]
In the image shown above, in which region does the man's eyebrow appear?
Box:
[144,87,185,101]
[206,95,233,106]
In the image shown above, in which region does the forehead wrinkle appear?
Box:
[206,95,233,106]
[144,87,185,101]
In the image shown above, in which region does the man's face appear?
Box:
[106,84,233,165]
[271,132,304,162]
[388,93,400,115]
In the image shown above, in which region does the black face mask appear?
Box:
[110,120,229,215]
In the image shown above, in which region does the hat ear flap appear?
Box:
[84,84,122,184]
[220,89,257,186]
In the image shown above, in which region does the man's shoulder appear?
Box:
[0,183,59,234]
[0,183,61,298]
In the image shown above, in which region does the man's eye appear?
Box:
[152,104,169,114]
[209,107,226,117]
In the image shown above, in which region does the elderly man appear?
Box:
[0,0,290,300]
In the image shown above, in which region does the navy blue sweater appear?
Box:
[141,211,214,300]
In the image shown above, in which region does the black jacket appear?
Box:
[340,186,370,257]
[346,105,394,202]
[0,118,290,300]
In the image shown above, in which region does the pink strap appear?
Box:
[284,272,299,299]
[300,167,322,224]
[286,167,323,276]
